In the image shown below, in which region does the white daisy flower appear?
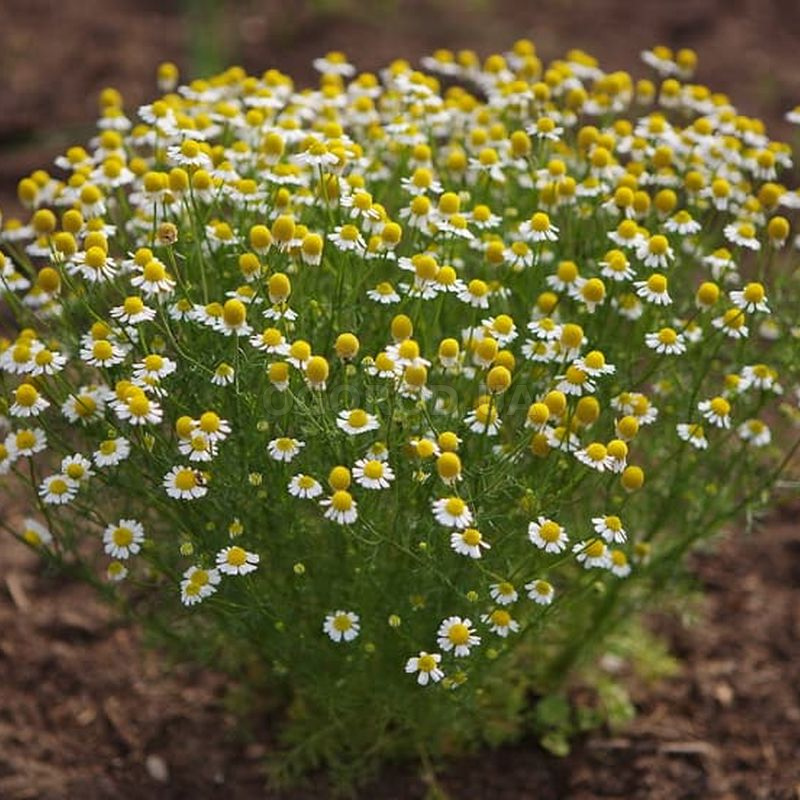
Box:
[336,408,380,435]
[367,282,401,304]
[80,339,127,367]
[481,609,519,637]
[525,579,555,606]
[10,383,50,417]
[180,566,221,606]
[39,474,78,505]
[677,422,708,449]
[634,273,671,305]
[738,419,771,447]
[432,496,473,529]
[61,453,94,483]
[573,538,612,569]
[450,527,491,559]
[163,466,208,500]
[437,616,480,657]
[178,431,218,462]
[489,582,519,606]
[518,211,559,243]
[216,545,259,575]
[267,437,305,462]
[8,427,48,456]
[591,515,627,544]
[723,221,761,251]
[464,402,501,435]
[575,442,614,471]
[103,519,145,559]
[645,327,687,354]
[323,610,360,643]
[93,437,131,467]
[528,516,569,553]
[110,296,157,325]
[20,518,53,548]
[288,473,323,499]
[404,651,444,686]
[321,491,358,525]
[114,393,163,426]
[609,550,632,577]
[352,458,395,489]
[730,282,770,314]
[698,396,731,428]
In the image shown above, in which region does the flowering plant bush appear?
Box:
[2,40,800,785]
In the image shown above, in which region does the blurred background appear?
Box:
[1,0,800,214]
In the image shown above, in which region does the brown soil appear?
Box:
[2,0,800,797]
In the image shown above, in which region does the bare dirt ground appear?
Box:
[1,0,800,797]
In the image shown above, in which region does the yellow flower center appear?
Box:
[363,460,384,480]
[539,521,562,542]
[226,546,247,566]
[331,490,353,511]
[462,528,482,546]
[174,469,197,491]
[448,623,470,645]
[113,527,134,546]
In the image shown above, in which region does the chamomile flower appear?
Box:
[450,527,491,558]
[21,518,53,548]
[103,519,145,559]
[724,220,761,250]
[634,273,672,305]
[481,608,519,637]
[464,401,501,435]
[645,327,686,354]
[180,566,221,606]
[39,474,78,505]
[93,437,130,467]
[323,610,360,643]
[163,466,208,500]
[677,422,708,449]
[489,582,519,606]
[115,393,163,426]
[738,419,771,447]
[575,442,614,472]
[458,278,491,309]
[528,516,569,553]
[698,396,732,428]
[437,616,480,657]
[591,515,627,544]
[519,211,559,243]
[61,453,94,483]
[573,538,612,569]
[352,457,395,489]
[712,308,749,339]
[288,473,323,499]
[268,437,305,462]
[10,383,50,417]
[525,579,555,606]
[216,545,259,576]
[367,282,401,304]
[730,282,770,314]
[321,490,358,524]
[405,652,444,686]
[80,338,126,367]
[110,295,156,325]
[336,408,380,435]
[432,496,473,529]
[7,427,48,456]
[609,549,632,577]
